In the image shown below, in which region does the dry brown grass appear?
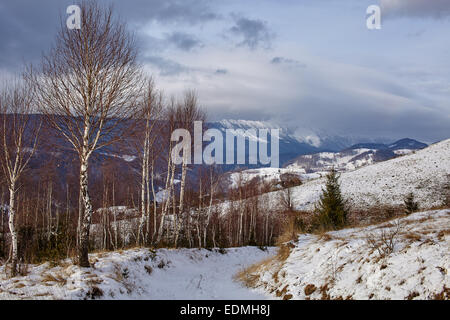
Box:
[348,205,404,227]
[13,282,26,289]
[275,285,289,298]
[319,283,331,300]
[437,229,450,241]
[41,272,67,286]
[431,286,449,300]
[304,284,316,296]
[406,291,420,300]
[235,243,292,291]
[318,233,333,242]
[402,232,422,242]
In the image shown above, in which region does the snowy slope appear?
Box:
[247,209,450,300]
[0,247,275,300]
[276,139,450,210]
[227,167,321,189]
[285,138,427,174]
[286,148,378,173]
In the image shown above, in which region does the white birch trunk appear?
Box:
[8,183,18,276]
[138,129,149,245]
[151,161,157,243]
[78,157,93,267]
[156,150,173,244]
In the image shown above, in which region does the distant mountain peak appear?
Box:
[388,138,427,150]
[347,138,427,152]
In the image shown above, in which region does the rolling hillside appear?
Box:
[279,139,450,210]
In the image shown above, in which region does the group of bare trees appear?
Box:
[0,1,287,275]
[27,2,144,267]
[0,79,40,275]
[0,1,160,272]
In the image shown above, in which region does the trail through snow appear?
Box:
[0,247,276,300]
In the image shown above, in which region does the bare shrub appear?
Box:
[280,173,302,188]
[366,220,403,258]
[348,204,403,226]
[144,265,153,275]
[86,286,104,299]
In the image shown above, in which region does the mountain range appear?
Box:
[285,138,427,173]
[210,120,427,169]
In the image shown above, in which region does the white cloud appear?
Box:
[146,47,450,141]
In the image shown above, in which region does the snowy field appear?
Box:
[287,139,450,210]
[286,148,377,173]
[0,247,276,300]
[228,167,320,189]
[224,139,450,212]
[249,209,450,300]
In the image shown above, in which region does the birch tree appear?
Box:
[0,79,40,276]
[29,1,143,266]
[174,91,205,247]
[136,79,163,246]
[155,101,177,245]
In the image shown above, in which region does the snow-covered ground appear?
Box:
[228,167,320,189]
[0,247,276,300]
[287,139,450,210]
[224,139,449,212]
[286,148,378,173]
[247,209,450,300]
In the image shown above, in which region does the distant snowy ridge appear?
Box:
[286,138,427,174]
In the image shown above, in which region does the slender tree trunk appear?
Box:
[145,169,150,245]
[8,183,18,276]
[138,125,150,245]
[78,158,93,267]
[151,162,157,243]
[156,149,173,244]
[178,159,188,243]
[203,171,215,248]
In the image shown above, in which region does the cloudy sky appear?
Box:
[0,0,449,143]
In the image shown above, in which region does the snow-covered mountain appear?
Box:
[285,138,427,174]
[210,119,393,167]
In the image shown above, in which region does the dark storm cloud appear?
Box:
[165,32,203,51]
[215,69,228,75]
[110,0,219,25]
[0,0,71,70]
[229,16,274,50]
[381,0,450,19]
[0,0,218,70]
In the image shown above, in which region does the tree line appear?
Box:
[0,1,287,276]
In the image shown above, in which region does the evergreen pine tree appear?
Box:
[404,192,419,215]
[315,168,348,230]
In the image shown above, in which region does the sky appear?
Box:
[0,0,449,143]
